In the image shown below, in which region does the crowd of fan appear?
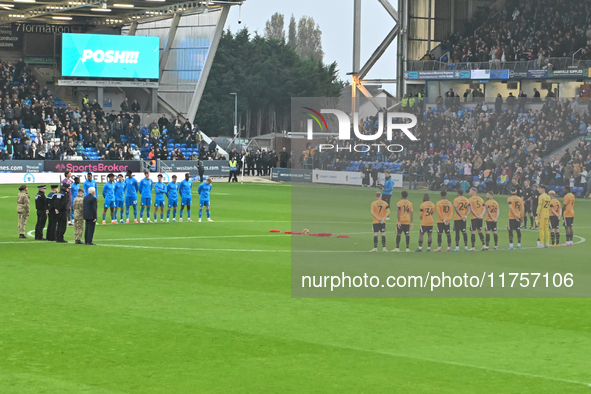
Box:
[422,0,591,67]
[0,59,228,162]
[301,97,591,196]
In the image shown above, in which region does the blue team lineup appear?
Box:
[71,170,214,224]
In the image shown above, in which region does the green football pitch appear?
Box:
[0,181,590,393]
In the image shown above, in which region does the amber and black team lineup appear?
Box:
[370,186,576,252]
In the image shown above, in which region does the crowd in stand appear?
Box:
[0,59,229,162]
[425,0,591,67]
[300,96,591,196]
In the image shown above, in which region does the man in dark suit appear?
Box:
[83,186,98,245]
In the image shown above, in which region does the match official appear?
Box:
[381,170,394,220]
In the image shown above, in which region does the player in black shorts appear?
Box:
[530,184,539,230]
[522,179,533,229]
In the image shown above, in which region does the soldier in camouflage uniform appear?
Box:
[73,188,85,244]
[17,185,30,239]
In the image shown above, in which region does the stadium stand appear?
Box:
[302,98,591,197]
[0,60,225,163]
[421,0,591,70]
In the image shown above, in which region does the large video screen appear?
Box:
[61,33,159,79]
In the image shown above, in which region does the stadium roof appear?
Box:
[0,0,242,27]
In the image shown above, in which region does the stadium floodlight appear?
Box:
[52,16,72,20]
[113,3,134,7]
[13,0,36,3]
[0,3,15,6]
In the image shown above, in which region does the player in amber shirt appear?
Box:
[415,193,435,252]
[536,185,551,248]
[434,190,453,252]
[506,187,523,249]
[484,191,500,250]
[393,191,413,252]
[452,189,470,251]
[548,190,562,247]
[370,192,390,252]
[562,185,575,246]
[467,187,486,251]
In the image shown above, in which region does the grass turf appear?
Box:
[0,182,590,393]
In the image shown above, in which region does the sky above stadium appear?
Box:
[225,0,397,93]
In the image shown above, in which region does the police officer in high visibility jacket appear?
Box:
[228,158,238,183]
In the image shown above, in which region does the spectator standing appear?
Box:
[279,147,290,168]
[120,98,130,112]
[495,94,503,113]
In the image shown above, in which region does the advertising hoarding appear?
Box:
[44,160,141,173]
[271,168,312,182]
[0,160,44,173]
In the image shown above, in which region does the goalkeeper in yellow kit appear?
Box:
[536,185,551,248]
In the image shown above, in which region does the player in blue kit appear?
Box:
[102,173,117,224]
[138,170,154,223]
[154,174,167,223]
[70,176,81,224]
[178,173,193,222]
[125,170,139,224]
[166,175,179,222]
[198,177,213,222]
[83,172,97,198]
[114,174,126,223]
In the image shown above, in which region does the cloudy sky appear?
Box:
[224,0,398,93]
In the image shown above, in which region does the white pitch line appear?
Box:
[97,244,290,253]
[336,344,591,387]
[97,234,286,242]
[2,234,586,252]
